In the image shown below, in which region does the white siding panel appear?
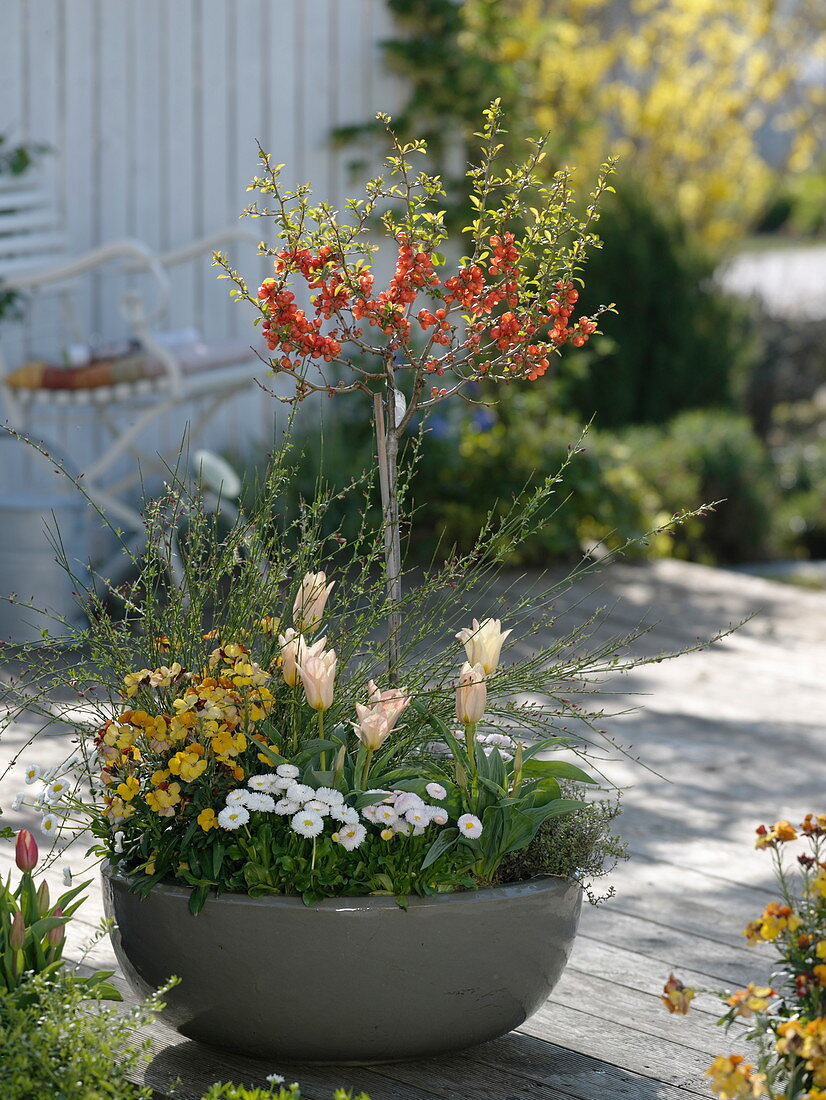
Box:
[0,0,404,464]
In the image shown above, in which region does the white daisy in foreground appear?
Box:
[244,792,276,813]
[425,782,447,800]
[315,786,344,806]
[334,822,366,851]
[113,831,125,854]
[291,809,324,838]
[41,813,60,835]
[24,764,42,785]
[457,813,483,839]
[265,1074,285,1086]
[218,805,250,830]
[405,806,432,827]
[62,867,73,886]
[431,808,449,825]
[285,782,314,804]
[274,797,301,816]
[394,792,424,815]
[226,789,249,806]
[47,779,72,803]
[303,799,330,817]
[361,804,382,822]
[374,805,398,826]
[248,774,279,793]
[330,804,359,825]
[276,763,300,780]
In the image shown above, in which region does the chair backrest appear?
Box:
[0,173,67,280]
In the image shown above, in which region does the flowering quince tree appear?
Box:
[216,100,615,676]
[2,107,725,915]
[662,815,826,1100]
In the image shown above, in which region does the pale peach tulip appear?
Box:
[455,617,511,675]
[297,647,337,711]
[279,628,327,688]
[366,680,411,729]
[353,704,393,751]
[292,571,335,634]
[455,661,487,725]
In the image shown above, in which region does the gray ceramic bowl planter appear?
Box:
[102,866,582,1063]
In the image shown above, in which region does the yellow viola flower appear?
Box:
[116,775,140,802]
[810,868,826,900]
[816,941,826,960]
[705,1054,766,1099]
[725,983,775,1018]
[103,795,135,823]
[151,769,171,787]
[197,808,218,832]
[661,973,695,1015]
[123,669,152,697]
[258,616,280,635]
[145,783,182,817]
[814,964,826,989]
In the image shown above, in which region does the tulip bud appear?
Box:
[297,648,337,711]
[456,618,512,675]
[9,910,26,950]
[14,829,38,872]
[46,907,65,948]
[455,662,487,725]
[292,571,334,635]
[36,880,50,917]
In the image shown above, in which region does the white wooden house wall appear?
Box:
[0,0,402,463]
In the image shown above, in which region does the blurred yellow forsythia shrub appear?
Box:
[384,0,826,246]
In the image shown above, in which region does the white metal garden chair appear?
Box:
[0,228,263,555]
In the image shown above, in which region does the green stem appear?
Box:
[317,710,327,770]
[464,722,478,790]
[360,747,375,791]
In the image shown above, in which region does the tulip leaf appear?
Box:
[522,759,596,784]
[422,827,459,869]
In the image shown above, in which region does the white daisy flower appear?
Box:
[303,799,330,816]
[425,782,447,800]
[361,804,382,822]
[226,789,249,805]
[24,764,42,785]
[374,805,398,826]
[266,1075,285,1086]
[62,867,73,886]
[431,808,449,826]
[47,779,71,803]
[334,822,366,851]
[113,831,125,854]
[248,774,279,793]
[274,798,301,816]
[244,792,276,813]
[393,819,412,836]
[41,813,60,835]
[34,791,47,809]
[218,805,250,830]
[12,793,27,811]
[405,805,433,827]
[380,828,395,841]
[285,783,314,804]
[331,805,360,825]
[315,786,344,806]
[393,792,424,815]
[412,823,428,836]
[291,809,324,838]
[457,813,483,839]
[276,763,300,780]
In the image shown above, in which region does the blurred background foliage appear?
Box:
[326,0,826,570]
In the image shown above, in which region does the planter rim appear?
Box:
[102,863,577,911]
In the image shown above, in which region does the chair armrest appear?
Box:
[2,238,170,301]
[158,228,260,269]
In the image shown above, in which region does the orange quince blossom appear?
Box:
[661,972,696,1015]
